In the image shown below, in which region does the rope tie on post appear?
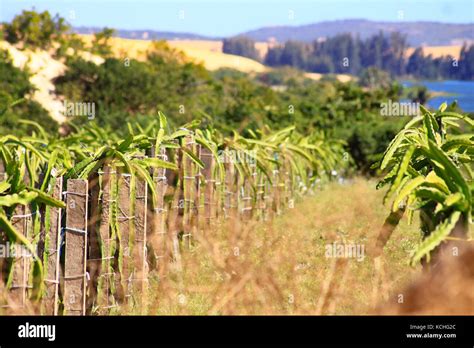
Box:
[11,210,38,219]
[62,226,87,235]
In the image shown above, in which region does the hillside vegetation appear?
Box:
[79,34,268,73]
[0,10,416,172]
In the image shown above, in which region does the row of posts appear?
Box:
[0,134,299,315]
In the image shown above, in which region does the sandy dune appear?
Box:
[0,41,67,123]
[1,41,105,123]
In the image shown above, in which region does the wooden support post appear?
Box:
[42,176,63,315]
[0,163,6,294]
[255,173,263,221]
[224,150,237,219]
[239,152,257,221]
[237,169,243,221]
[63,179,88,316]
[280,162,290,211]
[168,146,183,270]
[272,168,282,215]
[9,173,33,310]
[153,148,168,271]
[182,134,196,247]
[284,160,293,209]
[117,173,132,302]
[214,156,223,221]
[200,148,216,227]
[241,171,255,221]
[146,146,169,273]
[193,144,202,236]
[86,172,101,314]
[10,204,30,309]
[133,178,148,310]
[264,177,274,221]
[98,165,113,312]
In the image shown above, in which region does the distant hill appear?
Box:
[239,19,474,46]
[73,26,216,41]
[74,19,473,46]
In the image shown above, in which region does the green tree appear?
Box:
[458,44,474,80]
[222,36,259,61]
[3,10,70,49]
[91,27,116,57]
[279,41,308,67]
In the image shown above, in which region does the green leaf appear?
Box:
[438,102,447,113]
[182,148,204,169]
[392,176,425,212]
[40,149,59,192]
[138,157,178,171]
[410,211,461,266]
[384,146,415,204]
[424,171,450,194]
[158,111,168,130]
[414,187,447,204]
[27,187,66,208]
[426,140,471,203]
[116,135,134,152]
[442,138,473,152]
[112,150,132,173]
[130,162,157,202]
[0,181,10,193]
[423,113,437,143]
[0,191,38,207]
[380,130,408,170]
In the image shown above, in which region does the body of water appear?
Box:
[401,80,474,112]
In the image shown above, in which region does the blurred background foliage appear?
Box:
[0,9,461,174]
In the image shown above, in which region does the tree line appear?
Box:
[223,33,474,80]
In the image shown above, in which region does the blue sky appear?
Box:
[1,0,472,37]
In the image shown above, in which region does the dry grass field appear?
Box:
[119,179,424,315]
[406,45,462,59]
[79,35,268,73]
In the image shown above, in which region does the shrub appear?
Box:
[3,10,69,49]
[91,27,115,57]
